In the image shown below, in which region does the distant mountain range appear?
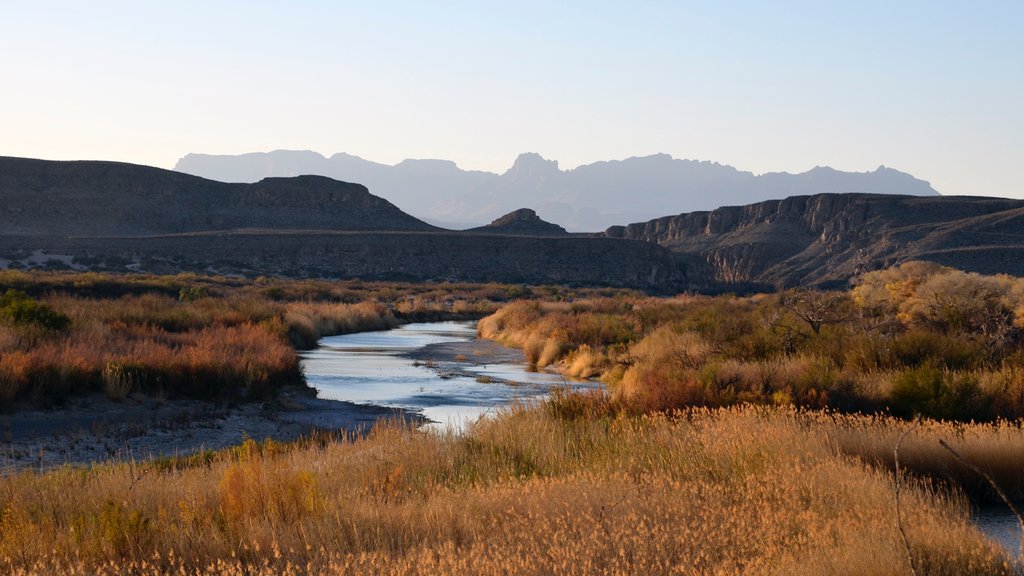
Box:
[174,151,940,232]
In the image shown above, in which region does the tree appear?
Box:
[779,289,852,335]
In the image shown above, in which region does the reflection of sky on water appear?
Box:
[318,321,477,351]
[301,321,597,431]
[974,506,1022,559]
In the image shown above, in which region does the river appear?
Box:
[973,505,1022,559]
[300,321,598,430]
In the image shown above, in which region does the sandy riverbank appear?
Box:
[0,387,420,472]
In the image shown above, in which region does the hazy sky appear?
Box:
[1,1,1021,197]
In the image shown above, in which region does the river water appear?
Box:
[973,505,1022,559]
[301,321,596,430]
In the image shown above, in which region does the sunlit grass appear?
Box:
[0,404,1016,574]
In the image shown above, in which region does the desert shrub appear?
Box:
[560,312,635,349]
[102,361,139,401]
[98,500,154,557]
[218,439,322,528]
[0,290,70,331]
[177,284,208,302]
[477,263,1024,421]
[564,344,612,379]
[841,331,895,372]
[891,330,983,370]
[890,366,992,420]
[615,326,718,410]
[0,405,1018,573]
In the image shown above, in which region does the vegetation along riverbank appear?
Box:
[0,264,1022,574]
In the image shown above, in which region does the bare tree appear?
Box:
[780,289,852,335]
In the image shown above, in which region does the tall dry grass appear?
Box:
[284,301,396,349]
[0,404,1015,574]
[0,272,603,405]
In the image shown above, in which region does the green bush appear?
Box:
[0,289,70,331]
[890,366,991,420]
[891,330,982,370]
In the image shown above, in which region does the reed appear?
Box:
[0,404,1014,574]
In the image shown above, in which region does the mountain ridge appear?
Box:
[0,156,682,289]
[4,155,1020,292]
[174,150,940,232]
[0,156,434,236]
[604,193,1024,289]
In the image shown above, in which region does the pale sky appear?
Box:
[1,1,1021,197]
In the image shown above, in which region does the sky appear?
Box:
[0,1,1021,197]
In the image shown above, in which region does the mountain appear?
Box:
[174,151,940,232]
[0,157,682,289]
[467,208,568,236]
[6,156,1018,292]
[604,193,1024,289]
[0,156,434,236]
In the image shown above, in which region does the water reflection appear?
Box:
[301,321,594,430]
[974,505,1022,559]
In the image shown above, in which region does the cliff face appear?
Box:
[605,194,1024,289]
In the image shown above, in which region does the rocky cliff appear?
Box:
[605,193,1024,289]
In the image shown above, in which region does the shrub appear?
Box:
[890,366,992,420]
[0,290,70,331]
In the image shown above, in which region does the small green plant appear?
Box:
[98,499,152,556]
[0,289,70,331]
[178,284,208,302]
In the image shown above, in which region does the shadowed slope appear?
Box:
[0,156,435,236]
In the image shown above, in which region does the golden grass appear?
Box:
[1,271,617,404]
[478,270,1024,421]
[0,404,1015,574]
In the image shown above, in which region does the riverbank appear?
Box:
[0,321,561,471]
[0,386,421,471]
